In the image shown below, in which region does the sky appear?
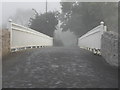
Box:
[1,1,61,26]
[0,0,118,26]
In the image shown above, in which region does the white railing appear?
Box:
[9,20,53,52]
[78,22,107,55]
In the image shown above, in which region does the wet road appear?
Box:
[2,47,118,88]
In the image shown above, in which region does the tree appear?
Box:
[29,11,58,37]
[60,2,118,37]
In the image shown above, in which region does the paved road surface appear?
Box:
[2,47,118,88]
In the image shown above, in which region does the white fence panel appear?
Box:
[9,21,53,51]
[78,22,107,50]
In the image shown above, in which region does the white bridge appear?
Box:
[78,22,107,55]
[9,20,53,52]
[9,20,107,55]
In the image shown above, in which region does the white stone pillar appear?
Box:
[100,21,104,34]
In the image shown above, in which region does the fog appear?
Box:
[2,2,61,25]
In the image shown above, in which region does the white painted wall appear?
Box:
[9,21,53,50]
[78,22,106,49]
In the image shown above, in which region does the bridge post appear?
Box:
[100,21,107,52]
[8,19,12,52]
[100,21,107,33]
[100,21,104,34]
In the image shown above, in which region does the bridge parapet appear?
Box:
[78,21,107,55]
[8,19,53,52]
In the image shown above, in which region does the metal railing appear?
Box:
[8,19,53,52]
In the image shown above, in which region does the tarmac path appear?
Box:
[2,47,118,88]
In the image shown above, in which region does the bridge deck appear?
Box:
[2,47,118,88]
